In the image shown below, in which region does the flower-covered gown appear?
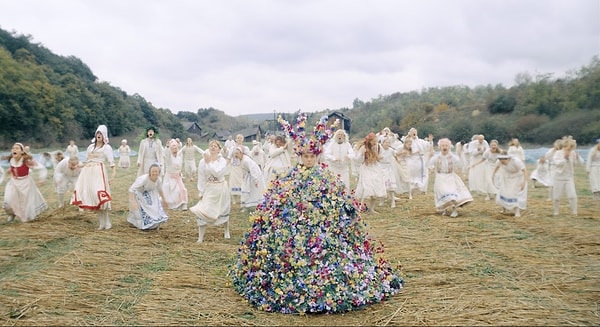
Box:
[230,163,403,314]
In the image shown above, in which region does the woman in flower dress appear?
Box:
[230,113,403,314]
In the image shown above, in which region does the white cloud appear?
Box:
[0,0,598,116]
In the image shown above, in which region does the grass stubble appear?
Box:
[0,163,598,326]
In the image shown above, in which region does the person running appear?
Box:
[428,138,473,218]
[2,142,48,222]
[127,163,169,230]
[551,136,584,216]
[492,151,528,217]
[53,156,82,208]
[190,140,231,243]
[71,125,116,230]
[118,139,131,169]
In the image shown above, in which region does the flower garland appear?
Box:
[278,111,338,156]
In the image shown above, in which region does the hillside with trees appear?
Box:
[327,56,600,145]
[1,26,599,149]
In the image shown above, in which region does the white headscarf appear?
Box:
[91,125,109,144]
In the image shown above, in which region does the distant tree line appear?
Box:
[344,56,600,146]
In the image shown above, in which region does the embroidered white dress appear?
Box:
[71,143,114,211]
[127,173,168,230]
[428,152,473,212]
[495,157,528,211]
[228,145,249,197]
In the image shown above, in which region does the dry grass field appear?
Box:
[0,160,598,326]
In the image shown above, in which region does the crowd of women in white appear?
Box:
[2,124,599,241]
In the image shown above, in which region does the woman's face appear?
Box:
[169,142,178,154]
[301,152,317,168]
[147,129,155,138]
[209,142,220,154]
[439,142,450,153]
[11,144,23,157]
[96,131,103,144]
[149,166,160,182]
[233,149,243,160]
[382,139,390,149]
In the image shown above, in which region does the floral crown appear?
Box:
[278,111,338,156]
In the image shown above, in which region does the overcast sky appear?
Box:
[1,0,598,116]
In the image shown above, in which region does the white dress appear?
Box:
[71,143,114,211]
[495,157,528,211]
[323,140,355,193]
[127,173,169,230]
[228,145,250,197]
[481,150,500,195]
[379,147,397,192]
[239,155,266,208]
[182,144,204,178]
[428,152,473,212]
[250,145,266,169]
[394,149,412,195]
[162,151,188,210]
[543,148,558,187]
[586,146,600,194]
[263,144,292,184]
[467,140,489,193]
[507,145,526,162]
[118,145,131,168]
[353,146,386,200]
[190,156,231,226]
[3,158,48,222]
[530,159,552,187]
